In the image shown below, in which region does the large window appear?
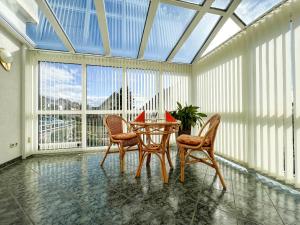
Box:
[38,62,82,150]
[38,61,189,150]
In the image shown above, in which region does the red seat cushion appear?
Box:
[112,132,137,140]
[177,134,211,147]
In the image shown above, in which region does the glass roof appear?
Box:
[173,13,220,64]
[104,0,149,58]
[202,18,241,57]
[211,0,232,10]
[144,3,195,61]
[182,0,204,4]
[47,0,103,54]
[26,10,67,51]
[25,0,285,64]
[235,0,283,25]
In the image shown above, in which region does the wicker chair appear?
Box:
[176,114,226,190]
[100,115,140,172]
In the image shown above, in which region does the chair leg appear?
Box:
[119,145,125,173]
[179,146,185,183]
[211,154,227,190]
[136,152,147,177]
[100,143,112,167]
[146,154,151,166]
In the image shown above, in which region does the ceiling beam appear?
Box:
[138,0,159,59]
[231,13,246,29]
[161,0,226,16]
[0,13,35,49]
[35,0,75,53]
[192,0,241,63]
[94,0,111,56]
[167,0,214,62]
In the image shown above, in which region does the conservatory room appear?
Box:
[0,0,300,224]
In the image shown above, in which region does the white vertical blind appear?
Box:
[193,0,300,186]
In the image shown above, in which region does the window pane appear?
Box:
[39,62,82,111]
[105,0,150,58]
[144,3,196,61]
[127,68,159,111]
[26,10,67,51]
[87,65,122,110]
[202,18,241,57]
[235,0,283,25]
[211,0,232,10]
[47,0,104,54]
[173,13,220,64]
[38,115,82,150]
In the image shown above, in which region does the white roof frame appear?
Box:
[35,0,75,53]
[161,0,226,16]
[138,0,159,59]
[193,0,241,63]
[94,0,111,56]
[167,0,214,62]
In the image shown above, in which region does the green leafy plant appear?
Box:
[170,102,207,135]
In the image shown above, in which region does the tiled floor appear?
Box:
[0,149,300,225]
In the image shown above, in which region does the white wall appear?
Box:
[192,0,300,187]
[0,24,22,165]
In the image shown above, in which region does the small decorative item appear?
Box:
[170,102,207,135]
[165,111,177,122]
[134,111,145,122]
[0,48,13,72]
[150,112,158,122]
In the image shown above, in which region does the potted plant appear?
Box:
[170,102,207,136]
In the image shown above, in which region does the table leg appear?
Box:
[136,152,147,178]
[160,153,168,183]
[166,142,173,169]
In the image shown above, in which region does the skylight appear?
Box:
[47,0,104,54]
[173,13,220,64]
[104,0,150,58]
[211,0,232,10]
[235,0,283,25]
[144,3,196,61]
[202,18,241,56]
[26,10,67,51]
[182,0,204,4]
[24,0,286,63]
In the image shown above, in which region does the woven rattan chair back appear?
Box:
[104,115,123,136]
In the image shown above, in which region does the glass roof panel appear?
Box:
[47,0,104,54]
[202,18,240,56]
[26,10,67,51]
[235,0,283,25]
[144,3,196,61]
[173,13,220,64]
[211,0,232,10]
[104,0,150,58]
[182,0,204,4]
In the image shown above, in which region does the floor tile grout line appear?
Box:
[264,187,287,225]
[229,166,239,225]
[8,189,36,225]
[189,165,209,225]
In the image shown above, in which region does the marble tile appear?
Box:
[0,149,300,225]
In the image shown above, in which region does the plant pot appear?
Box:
[178,127,191,136]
